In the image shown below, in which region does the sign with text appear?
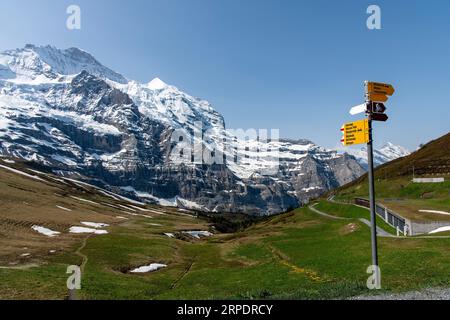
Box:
[367,82,395,96]
[341,119,369,146]
[366,93,388,102]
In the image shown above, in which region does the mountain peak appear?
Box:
[341,141,410,169]
[147,77,167,90]
[382,141,397,148]
[379,142,410,157]
[1,44,127,84]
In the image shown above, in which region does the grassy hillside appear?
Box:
[333,133,450,221]
[314,201,396,233]
[2,156,450,299]
[372,132,448,180]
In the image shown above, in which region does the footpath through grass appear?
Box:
[314,201,397,234]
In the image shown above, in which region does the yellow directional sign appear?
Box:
[366,93,388,102]
[367,82,395,96]
[341,119,369,146]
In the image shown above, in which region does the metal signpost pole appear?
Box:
[346,80,394,288]
[365,80,380,286]
[366,116,379,269]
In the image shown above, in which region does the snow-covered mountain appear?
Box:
[342,142,410,169]
[0,44,127,84]
[0,45,365,215]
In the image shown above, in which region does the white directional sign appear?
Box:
[349,103,367,115]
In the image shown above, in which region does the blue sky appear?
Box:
[0,0,449,150]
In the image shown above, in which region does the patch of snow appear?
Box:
[302,186,322,192]
[177,198,207,211]
[31,225,61,237]
[127,204,151,212]
[50,154,78,166]
[2,159,15,164]
[164,233,175,238]
[120,186,175,207]
[130,263,167,273]
[158,197,178,207]
[48,109,123,136]
[429,226,450,234]
[147,78,167,90]
[339,142,410,168]
[70,196,98,205]
[419,210,450,216]
[119,187,206,211]
[378,142,410,161]
[69,226,108,234]
[182,231,213,239]
[56,205,72,212]
[81,221,110,228]
[0,45,127,83]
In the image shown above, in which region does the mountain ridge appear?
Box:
[340,142,410,169]
[0,44,406,215]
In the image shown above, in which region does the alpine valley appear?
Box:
[0,45,408,215]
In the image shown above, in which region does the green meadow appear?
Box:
[2,202,450,300]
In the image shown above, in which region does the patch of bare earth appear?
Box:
[340,223,360,235]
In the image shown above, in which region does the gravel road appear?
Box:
[351,288,450,300]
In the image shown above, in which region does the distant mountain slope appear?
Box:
[341,142,410,169]
[378,132,450,178]
[0,45,366,215]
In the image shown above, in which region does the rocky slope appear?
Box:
[0,44,368,215]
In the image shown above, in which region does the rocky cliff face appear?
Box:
[0,45,366,215]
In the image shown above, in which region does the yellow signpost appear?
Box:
[367,82,395,96]
[341,81,396,289]
[341,119,369,146]
[366,93,388,102]
[366,82,395,103]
